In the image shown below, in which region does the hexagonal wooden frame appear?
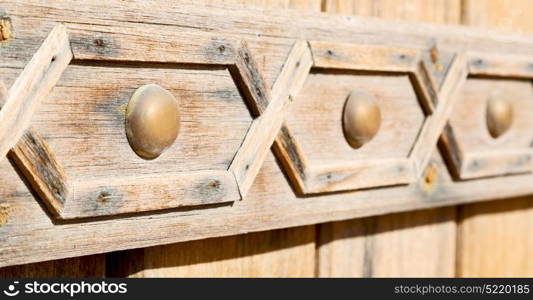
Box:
[269,41,469,194]
[440,52,533,180]
[0,25,307,219]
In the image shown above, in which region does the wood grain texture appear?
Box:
[410,53,467,177]
[317,0,461,278]
[34,64,250,218]
[107,226,316,277]
[457,197,533,277]
[230,41,313,197]
[0,255,105,278]
[285,72,424,193]
[310,41,420,72]
[0,24,72,160]
[445,73,533,179]
[205,0,321,12]
[462,0,533,34]
[104,0,320,279]
[0,80,68,217]
[323,0,461,25]
[467,52,533,79]
[0,0,533,268]
[318,206,456,277]
[456,0,533,278]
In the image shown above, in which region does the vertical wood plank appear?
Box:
[206,0,322,12]
[461,0,533,33]
[457,0,533,277]
[105,0,320,278]
[317,0,461,277]
[323,0,461,24]
[318,208,456,277]
[107,226,315,277]
[0,255,106,278]
[457,198,533,277]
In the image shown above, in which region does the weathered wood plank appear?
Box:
[461,0,533,33]
[310,41,420,72]
[3,149,533,268]
[65,171,239,219]
[305,159,413,194]
[318,207,456,277]
[457,0,533,277]
[229,41,313,197]
[460,150,532,179]
[318,0,461,278]
[442,77,533,179]
[467,53,533,79]
[457,197,533,277]
[1,81,68,217]
[285,72,425,193]
[0,25,72,160]
[229,41,271,116]
[410,53,467,177]
[8,128,69,216]
[107,0,321,279]
[323,0,461,25]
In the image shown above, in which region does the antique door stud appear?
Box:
[486,94,514,139]
[342,89,382,149]
[125,84,181,159]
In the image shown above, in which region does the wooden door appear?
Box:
[0,0,531,278]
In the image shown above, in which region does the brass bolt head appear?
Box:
[486,95,513,139]
[126,84,180,159]
[342,90,382,149]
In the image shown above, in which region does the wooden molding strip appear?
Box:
[274,41,444,194]
[467,53,533,78]
[65,171,239,219]
[305,159,413,194]
[440,52,533,180]
[460,150,532,179]
[0,25,72,161]
[410,53,468,178]
[229,41,313,197]
[309,41,420,72]
[1,82,68,215]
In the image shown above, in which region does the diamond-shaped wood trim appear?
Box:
[270,41,468,194]
[439,53,533,180]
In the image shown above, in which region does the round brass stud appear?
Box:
[125,84,180,160]
[342,90,382,149]
[486,95,513,139]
